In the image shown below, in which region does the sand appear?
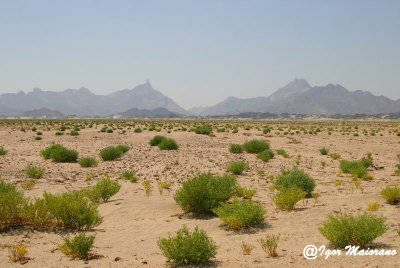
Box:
[0,121,399,267]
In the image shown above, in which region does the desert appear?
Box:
[0,119,399,267]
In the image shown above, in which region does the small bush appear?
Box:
[20,181,36,190]
[23,198,54,229]
[99,146,123,161]
[174,173,237,213]
[242,139,270,153]
[319,147,330,155]
[59,233,95,260]
[78,157,98,167]
[85,178,121,203]
[70,130,79,136]
[194,126,212,135]
[35,136,42,140]
[120,171,138,182]
[149,135,166,146]
[55,131,64,136]
[157,225,217,264]
[227,161,248,175]
[274,167,315,195]
[40,144,78,162]
[258,234,280,257]
[0,146,7,155]
[229,144,243,154]
[26,165,45,179]
[213,200,265,230]
[319,212,388,248]
[44,191,102,230]
[256,150,274,162]
[366,202,380,211]
[8,243,28,263]
[381,186,400,204]
[330,153,341,160]
[158,138,179,150]
[234,186,256,199]
[134,128,142,133]
[273,187,306,211]
[116,145,130,153]
[276,149,290,158]
[0,181,25,230]
[339,158,372,178]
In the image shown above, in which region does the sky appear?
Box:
[0,0,399,109]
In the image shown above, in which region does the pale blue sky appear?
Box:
[0,0,399,108]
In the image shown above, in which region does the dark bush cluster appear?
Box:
[40,144,78,163]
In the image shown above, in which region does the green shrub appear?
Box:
[59,233,95,260]
[149,135,166,146]
[227,161,248,175]
[330,153,341,160]
[26,165,45,179]
[157,225,217,264]
[0,181,25,230]
[229,144,243,154]
[120,171,138,182]
[55,131,64,136]
[319,147,330,155]
[44,191,102,230]
[116,145,130,153]
[273,187,306,211]
[84,178,121,203]
[78,157,98,167]
[256,150,274,162]
[339,158,372,178]
[259,234,280,257]
[234,186,256,199]
[194,126,212,135]
[0,146,7,155]
[23,198,54,229]
[40,144,78,162]
[274,167,315,194]
[319,212,388,248]
[276,149,290,158]
[134,128,142,133]
[70,130,79,136]
[263,128,271,134]
[174,173,237,213]
[242,139,270,153]
[35,136,42,140]
[213,200,265,230]
[99,146,123,161]
[158,138,179,150]
[381,186,400,204]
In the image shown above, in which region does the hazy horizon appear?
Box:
[1,0,399,109]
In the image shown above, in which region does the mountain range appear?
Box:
[0,79,399,118]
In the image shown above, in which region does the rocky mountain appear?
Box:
[193,79,400,116]
[0,81,186,117]
[21,108,65,119]
[115,107,182,119]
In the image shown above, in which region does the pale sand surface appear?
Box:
[0,121,399,267]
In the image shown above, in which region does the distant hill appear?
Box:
[21,108,65,119]
[192,79,400,116]
[0,81,187,117]
[115,107,182,119]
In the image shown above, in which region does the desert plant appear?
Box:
[26,165,45,179]
[158,138,179,150]
[234,186,256,199]
[274,167,315,195]
[194,126,212,135]
[256,150,275,162]
[339,158,372,178]
[242,139,270,153]
[78,157,98,167]
[23,197,54,229]
[134,127,142,133]
[366,202,380,211]
[319,147,330,155]
[174,173,237,214]
[0,181,25,230]
[142,180,153,196]
[99,146,123,161]
[116,145,130,153]
[213,200,265,230]
[59,233,95,260]
[258,234,280,257]
[8,243,28,263]
[229,144,243,154]
[381,186,400,204]
[149,135,166,146]
[319,212,388,248]
[158,181,172,195]
[241,242,254,255]
[0,147,7,155]
[273,187,306,211]
[227,161,248,175]
[70,130,79,136]
[43,191,102,230]
[20,181,36,190]
[276,149,290,158]
[330,153,341,160]
[120,171,138,182]
[85,178,121,203]
[40,144,78,162]
[157,225,217,265]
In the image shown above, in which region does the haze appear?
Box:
[0,0,399,109]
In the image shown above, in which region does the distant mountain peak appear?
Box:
[286,78,311,89]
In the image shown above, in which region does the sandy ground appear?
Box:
[0,121,399,267]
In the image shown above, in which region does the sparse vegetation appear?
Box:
[120,171,138,182]
[0,147,8,155]
[242,139,270,153]
[273,187,306,211]
[381,186,400,204]
[158,138,179,150]
[59,233,95,260]
[258,234,280,257]
[274,167,316,195]
[229,144,243,154]
[256,149,274,162]
[40,144,78,162]
[227,161,248,175]
[99,146,124,161]
[78,157,98,167]
[84,178,121,203]
[26,165,45,179]
[149,135,166,146]
[319,147,330,155]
